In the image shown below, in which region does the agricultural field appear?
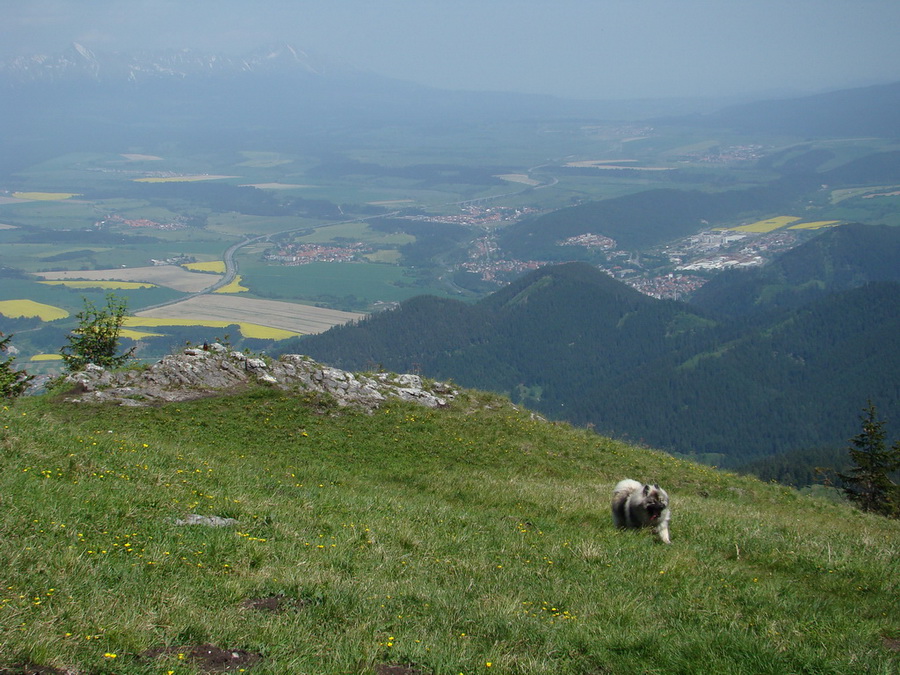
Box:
[132,295,364,336]
[39,280,158,289]
[0,277,181,311]
[824,192,900,227]
[723,216,801,233]
[205,212,320,238]
[235,259,458,310]
[183,261,227,273]
[133,175,238,183]
[36,266,222,293]
[213,276,250,294]
[788,220,841,230]
[291,220,416,246]
[1,124,896,373]
[0,299,69,321]
[11,191,80,200]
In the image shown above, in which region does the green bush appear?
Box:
[59,293,135,372]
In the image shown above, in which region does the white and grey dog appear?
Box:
[611,479,672,544]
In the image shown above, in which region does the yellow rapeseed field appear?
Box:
[238,324,299,340]
[183,261,227,274]
[123,317,299,340]
[12,192,80,200]
[724,216,801,233]
[213,276,250,294]
[0,299,69,321]
[133,175,235,183]
[787,220,841,230]
[30,354,64,361]
[119,328,166,340]
[39,281,157,290]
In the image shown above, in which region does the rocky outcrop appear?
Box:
[63,345,457,411]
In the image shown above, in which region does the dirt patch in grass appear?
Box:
[141,644,262,673]
[0,665,74,675]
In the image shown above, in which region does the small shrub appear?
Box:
[59,293,135,372]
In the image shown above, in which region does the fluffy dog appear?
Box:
[611,479,671,544]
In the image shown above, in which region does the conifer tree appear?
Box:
[837,403,900,518]
[60,294,135,372]
[0,332,32,399]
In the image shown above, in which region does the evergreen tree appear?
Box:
[0,332,32,399]
[60,294,135,372]
[837,403,900,518]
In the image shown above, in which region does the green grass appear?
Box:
[292,221,415,246]
[237,259,456,307]
[1,384,898,674]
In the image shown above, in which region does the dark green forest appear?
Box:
[284,224,900,477]
[499,150,900,256]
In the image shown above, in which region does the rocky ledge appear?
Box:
[63,344,457,411]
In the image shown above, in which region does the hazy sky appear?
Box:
[4,0,900,100]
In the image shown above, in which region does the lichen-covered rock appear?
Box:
[62,348,457,411]
[175,514,238,527]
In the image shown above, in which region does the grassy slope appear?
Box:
[1,386,898,674]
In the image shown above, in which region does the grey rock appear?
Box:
[62,348,457,412]
[175,514,238,527]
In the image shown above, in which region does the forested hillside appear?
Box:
[498,175,815,256]
[690,222,900,316]
[288,225,900,469]
[498,149,900,259]
[695,80,900,137]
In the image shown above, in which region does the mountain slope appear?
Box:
[2,370,899,673]
[690,223,900,316]
[616,281,900,460]
[289,234,900,464]
[497,174,817,255]
[687,80,900,138]
[292,262,704,399]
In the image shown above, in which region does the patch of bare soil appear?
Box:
[241,594,305,613]
[141,644,262,673]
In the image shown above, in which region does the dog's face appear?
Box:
[642,484,669,523]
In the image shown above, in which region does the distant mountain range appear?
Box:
[284,223,900,472]
[691,80,900,138]
[0,42,348,83]
[0,43,642,172]
[3,43,898,176]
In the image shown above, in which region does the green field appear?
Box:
[237,259,456,309]
[0,278,182,312]
[1,380,897,674]
[292,221,416,246]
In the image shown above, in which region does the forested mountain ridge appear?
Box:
[498,148,900,258]
[286,224,900,469]
[691,222,900,316]
[693,80,900,138]
[498,175,816,255]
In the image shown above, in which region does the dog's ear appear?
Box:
[653,483,660,489]
[643,484,650,495]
